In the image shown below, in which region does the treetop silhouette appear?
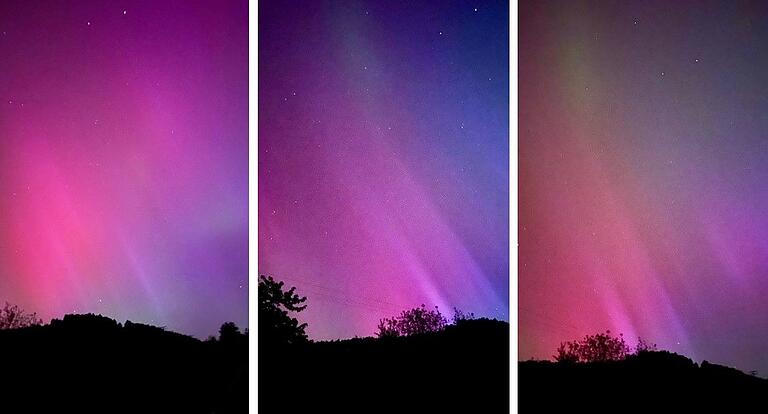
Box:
[452,307,475,324]
[555,330,630,363]
[258,274,308,346]
[555,331,662,363]
[376,304,448,338]
[0,302,42,330]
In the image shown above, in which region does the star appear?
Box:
[439,31,443,35]
[87,21,91,26]
[474,8,478,12]
[123,10,127,15]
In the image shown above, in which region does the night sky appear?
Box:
[0,1,248,338]
[259,1,509,340]
[521,0,768,375]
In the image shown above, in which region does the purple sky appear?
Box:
[0,0,248,338]
[259,0,509,340]
[521,0,768,375]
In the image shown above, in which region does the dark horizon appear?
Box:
[0,310,247,412]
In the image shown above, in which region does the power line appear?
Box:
[274,275,403,311]
[299,287,400,314]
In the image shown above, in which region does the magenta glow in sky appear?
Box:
[522,0,768,375]
[0,1,248,338]
[259,1,509,340]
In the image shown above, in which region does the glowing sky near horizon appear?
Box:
[259,1,509,340]
[0,1,248,338]
[521,0,768,375]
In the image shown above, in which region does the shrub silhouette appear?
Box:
[635,336,658,354]
[258,274,308,345]
[452,307,475,324]
[376,315,400,338]
[376,304,447,338]
[220,322,242,342]
[219,321,247,349]
[0,302,42,329]
[555,330,631,362]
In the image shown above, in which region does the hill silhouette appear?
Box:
[520,350,768,412]
[0,313,246,413]
[259,318,510,413]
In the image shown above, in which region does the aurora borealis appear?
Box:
[0,1,248,338]
[259,1,509,340]
[521,0,768,374]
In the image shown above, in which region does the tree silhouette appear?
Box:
[219,321,246,344]
[555,330,630,363]
[452,307,475,324]
[258,275,308,346]
[0,302,42,329]
[635,336,658,354]
[376,317,400,338]
[376,304,447,338]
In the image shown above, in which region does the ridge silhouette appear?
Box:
[258,274,510,412]
[0,313,247,413]
[260,317,510,413]
[521,347,768,412]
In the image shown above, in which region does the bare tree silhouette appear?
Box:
[0,302,42,330]
[452,307,475,324]
[635,336,658,354]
